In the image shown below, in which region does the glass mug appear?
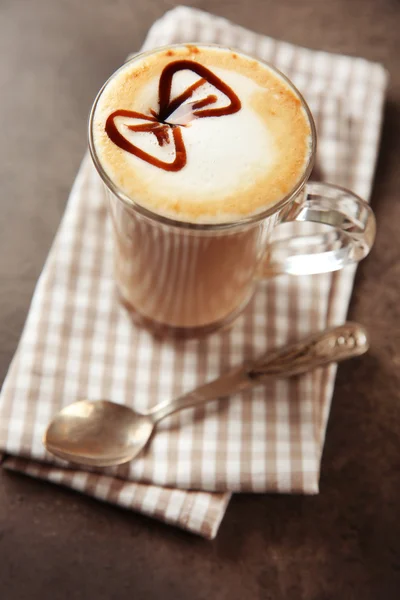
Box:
[89,45,375,339]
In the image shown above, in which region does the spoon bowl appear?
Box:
[44,400,154,467]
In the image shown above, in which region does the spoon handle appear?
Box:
[246,321,368,380]
[148,322,368,424]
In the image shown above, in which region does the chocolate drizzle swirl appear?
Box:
[105,59,241,172]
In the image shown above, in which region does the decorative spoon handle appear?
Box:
[148,322,368,423]
[247,322,368,380]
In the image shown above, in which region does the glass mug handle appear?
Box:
[261,182,376,277]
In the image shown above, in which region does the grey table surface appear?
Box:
[1,1,400,599]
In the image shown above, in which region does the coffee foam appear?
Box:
[92,45,312,224]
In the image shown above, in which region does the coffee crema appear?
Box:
[92,44,312,224]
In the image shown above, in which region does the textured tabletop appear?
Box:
[1,1,399,599]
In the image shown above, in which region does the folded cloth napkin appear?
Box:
[0,6,388,539]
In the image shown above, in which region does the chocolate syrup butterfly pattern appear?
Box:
[105,60,242,172]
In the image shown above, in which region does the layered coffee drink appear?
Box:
[90,44,313,335]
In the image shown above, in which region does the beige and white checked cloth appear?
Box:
[0,6,388,539]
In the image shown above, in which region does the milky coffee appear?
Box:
[90,45,313,334]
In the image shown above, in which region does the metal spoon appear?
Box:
[43,322,368,468]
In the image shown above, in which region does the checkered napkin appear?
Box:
[0,6,388,539]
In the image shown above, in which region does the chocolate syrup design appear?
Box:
[105,60,241,172]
